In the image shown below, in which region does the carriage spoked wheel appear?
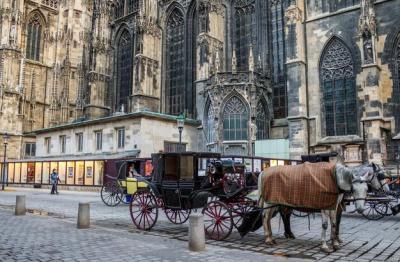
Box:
[100,182,123,207]
[164,209,191,224]
[129,191,159,230]
[361,201,385,220]
[202,200,233,241]
[230,197,255,228]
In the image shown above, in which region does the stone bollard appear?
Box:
[188,213,205,252]
[15,195,26,216]
[77,203,90,229]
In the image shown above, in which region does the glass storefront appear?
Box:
[2,160,107,187]
[1,156,298,187]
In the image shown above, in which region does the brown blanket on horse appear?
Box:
[262,162,339,209]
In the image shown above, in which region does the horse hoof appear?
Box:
[333,243,341,251]
[284,232,295,239]
[321,246,333,253]
[265,239,276,246]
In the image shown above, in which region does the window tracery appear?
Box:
[256,101,268,140]
[115,0,125,19]
[26,14,43,61]
[234,0,256,71]
[320,38,357,136]
[206,103,215,143]
[127,0,139,13]
[223,97,249,141]
[166,8,185,115]
[271,0,288,119]
[41,0,58,9]
[116,30,133,111]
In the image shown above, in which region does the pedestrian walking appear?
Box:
[50,169,61,195]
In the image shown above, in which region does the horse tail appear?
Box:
[258,171,265,208]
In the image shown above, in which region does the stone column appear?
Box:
[285,3,309,160]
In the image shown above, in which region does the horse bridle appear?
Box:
[350,166,387,201]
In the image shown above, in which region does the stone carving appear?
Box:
[250,121,257,141]
[285,5,302,23]
[321,38,354,81]
[232,50,237,73]
[362,30,374,64]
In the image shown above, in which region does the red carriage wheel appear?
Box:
[202,200,233,240]
[164,209,191,224]
[129,191,159,230]
[231,197,255,228]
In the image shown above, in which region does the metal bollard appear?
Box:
[77,203,90,229]
[15,195,26,216]
[188,213,205,252]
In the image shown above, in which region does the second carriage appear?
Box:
[129,152,259,240]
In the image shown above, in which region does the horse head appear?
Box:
[368,163,390,192]
[351,172,369,214]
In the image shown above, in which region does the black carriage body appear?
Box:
[150,152,221,210]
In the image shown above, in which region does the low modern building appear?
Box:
[32,111,201,159]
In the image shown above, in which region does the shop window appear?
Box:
[14,163,21,183]
[85,161,94,186]
[94,161,104,186]
[8,163,14,183]
[42,162,50,183]
[58,162,66,184]
[67,161,75,185]
[35,162,42,184]
[76,161,84,185]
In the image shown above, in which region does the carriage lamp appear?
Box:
[1,133,9,191]
[177,114,185,152]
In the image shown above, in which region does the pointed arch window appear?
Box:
[166,8,185,115]
[186,3,199,118]
[26,14,43,61]
[205,103,215,143]
[234,0,256,71]
[127,0,139,13]
[116,30,133,111]
[115,0,125,18]
[271,0,288,119]
[394,36,400,131]
[320,38,357,136]
[223,97,249,141]
[256,101,269,140]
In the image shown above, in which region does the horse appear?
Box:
[279,163,390,245]
[258,162,378,253]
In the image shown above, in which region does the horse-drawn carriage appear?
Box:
[129,152,259,240]
[100,158,152,206]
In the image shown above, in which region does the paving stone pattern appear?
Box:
[1,188,400,261]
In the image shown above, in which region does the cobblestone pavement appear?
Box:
[1,188,400,261]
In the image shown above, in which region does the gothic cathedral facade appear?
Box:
[1,0,400,164]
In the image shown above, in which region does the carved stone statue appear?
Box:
[363,31,374,64]
[250,121,257,141]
